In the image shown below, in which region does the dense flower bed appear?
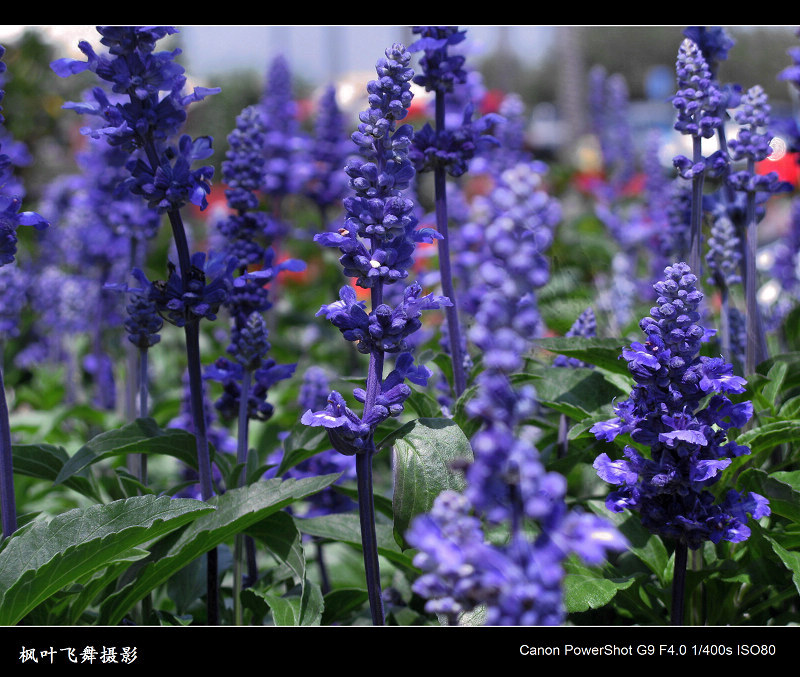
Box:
[0,25,798,631]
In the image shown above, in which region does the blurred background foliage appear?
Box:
[2,26,797,205]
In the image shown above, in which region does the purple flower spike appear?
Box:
[592,263,768,550]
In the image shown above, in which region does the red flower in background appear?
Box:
[758,151,800,188]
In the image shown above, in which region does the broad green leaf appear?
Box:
[61,550,150,625]
[531,366,627,420]
[735,420,800,457]
[276,420,330,475]
[763,360,789,414]
[389,418,473,540]
[533,336,629,375]
[767,537,800,596]
[54,417,204,485]
[248,510,306,587]
[260,580,324,626]
[321,588,369,625]
[778,395,800,420]
[737,468,800,524]
[450,383,483,440]
[405,388,443,419]
[587,500,670,585]
[563,559,636,613]
[294,512,417,572]
[98,475,337,625]
[0,495,212,625]
[772,470,800,492]
[756,352,800,394]
[12,443,100,502]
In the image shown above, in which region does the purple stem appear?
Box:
[141,138,218,625]
[0,365,17,540]
[671,541,688,625]
[743,158,768,374]
[233,369,252,624]
[355,283,386,626]
[433,90,467,397]
[356,442,384,625]
[689,136,704,277]
[138,346,149,485]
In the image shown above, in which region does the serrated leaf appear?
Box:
[389,418,473,540]
[0,495,213,625]
[61,550,150,625]
[98,475,337,625]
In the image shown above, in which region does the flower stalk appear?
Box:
[0,44,48,541]
[302,43,449,625]
[51,26,223,624]
[0,367,16,539]
[432,91,466,397]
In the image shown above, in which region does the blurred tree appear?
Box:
[1,28,88,200]
[477,26,798,110]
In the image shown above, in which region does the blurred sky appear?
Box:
[0,25,555,86]
[179,26,555,84]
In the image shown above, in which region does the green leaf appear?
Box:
[276,420,330,476]
[249,496,322,626]
[0,495,213,625]
[735,420,800,457]
[260,580,324,626]
[587,500,670,585]
[12,443,100,502]
[54,417,204,485]
[404,388,443,419]
[450,383,484,440]
[389,418,473,541]
[248,510,306,587]
[98,475,338,625]
[563,559,636,613]
[762,360,789,414]
[778,395,800,420]
[321,588,369,625]
[767,537,800,597]
[60,550,150,625]
[531,366,628,420]
[737,468,800,524]
[294,513,417,572]
[533,336,629,375]
[772,470,800,491]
